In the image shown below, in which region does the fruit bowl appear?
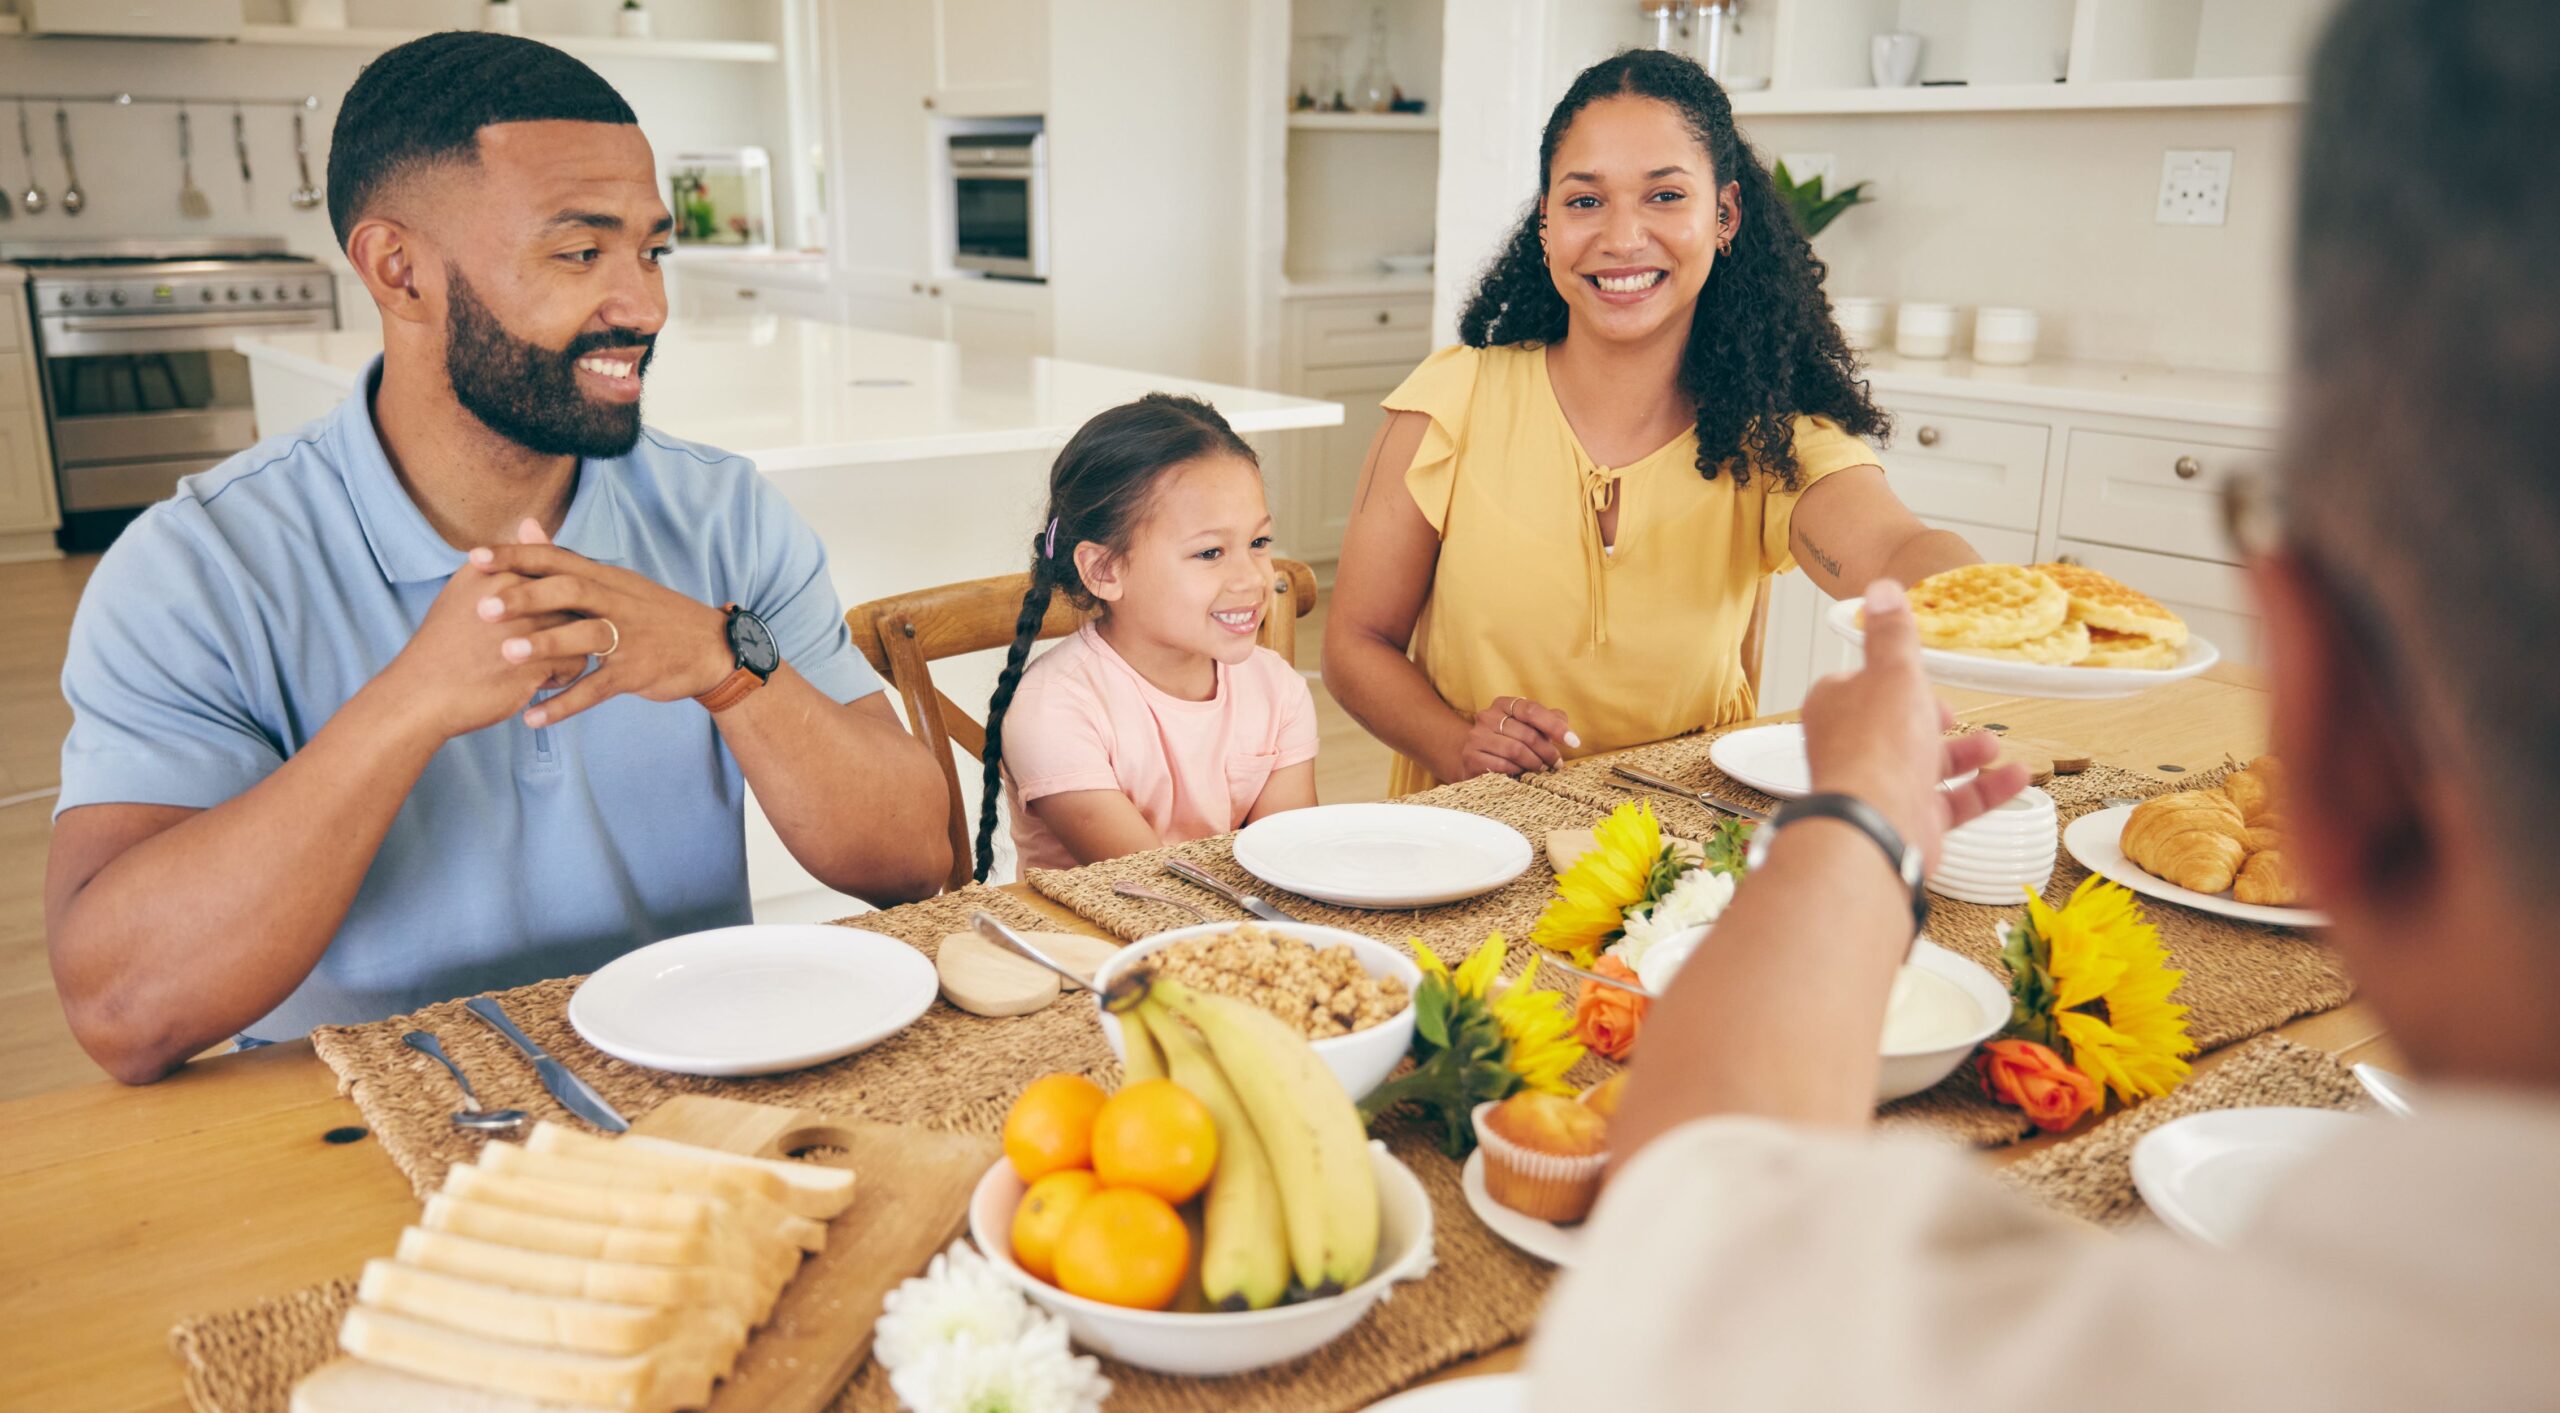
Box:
[966,1143,1436,1375]
[1092,923,1421,1102]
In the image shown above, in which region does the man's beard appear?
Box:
[444,270,655,458]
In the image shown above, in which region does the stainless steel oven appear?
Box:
[948,131,1048,281]
[9,237,338,516]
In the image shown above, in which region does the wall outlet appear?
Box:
[1779,152,1836,187]
[2157,149,2233,226]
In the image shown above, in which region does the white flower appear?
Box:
[888,1318,1111,1413]
[1611,868,1737,974]
[874,1241,1037,1375]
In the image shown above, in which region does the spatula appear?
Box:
[177,105,211,219]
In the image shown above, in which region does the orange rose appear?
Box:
[1976,1038,2100,1134]
[1573,955,1649,1062]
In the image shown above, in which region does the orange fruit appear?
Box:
[1003,1073,1108,1182]
[1010,1168,1101,1284]
[1052,1187,1191,1311]
[1089,1078,1219,1204]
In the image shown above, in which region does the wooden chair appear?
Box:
[848,558,1320,891]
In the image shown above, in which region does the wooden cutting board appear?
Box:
[934,928,1124,1018]
[630,1096,999,1412]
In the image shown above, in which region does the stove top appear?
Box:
[13,236,338,318]
[11,252,324,269]
[2,236,310,269]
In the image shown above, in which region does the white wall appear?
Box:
[0,0,792,281]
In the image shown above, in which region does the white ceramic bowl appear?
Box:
[1091,922,1422,1102]
[1927,864,2053,893]
[1936,837,2062,866]
[1876,940,2009,1102]
[966,1143,1436,1375]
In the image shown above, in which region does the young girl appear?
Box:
[974,394,1319,880]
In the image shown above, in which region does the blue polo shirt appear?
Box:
[56,358,884,1040]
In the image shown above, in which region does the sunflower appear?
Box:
[2001,877,2195,1110]
[1489,956,1585,1094]
[1534,801,1678,966]
[1369,935,1588,1153]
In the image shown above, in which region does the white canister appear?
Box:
[482,1,522,34]
[1973,307,2040,365]
[1833,296,1888,352]
[287,0,348,27]
[616,4,653,38]
[1895,302,1957,360]
[1871,32,1924,88]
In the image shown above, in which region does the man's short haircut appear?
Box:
[2291,0,2560,870]
[326,31,639,248]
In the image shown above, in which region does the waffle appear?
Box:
[1903,564,2070,648]
[1952,619,2092,666]
[2080,626,2182,670]
[2033,562,2189,645]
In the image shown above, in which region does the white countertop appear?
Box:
[236,316,1344,472]
[1281,272,1436,300]
[1856,351,2282,429]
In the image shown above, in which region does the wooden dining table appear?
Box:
[0,667,2398,1411]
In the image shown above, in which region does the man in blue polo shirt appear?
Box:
[44,33,952,1082]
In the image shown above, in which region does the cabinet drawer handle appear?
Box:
[735,287,757,299]
[922,96,936,110]
[911,282,924,294]
[2174,455,2202,480]
[1915,425,1940,447]
[929,286,943,297]
[1374,310,1391,325]
[2055,553,2084,566]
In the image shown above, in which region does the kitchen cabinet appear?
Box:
[834,273,1052,356]
[0,270,61,562]
[928,0,1050,116]
[1267,288,1434,569]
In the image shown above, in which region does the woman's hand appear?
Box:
[1801,582,2029,867]
[1455,695,1580,779]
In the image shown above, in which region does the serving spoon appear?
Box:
[17,102,42,215]
[403,1029,532,1137]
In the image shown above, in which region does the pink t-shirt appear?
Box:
[1002,624,1319,871]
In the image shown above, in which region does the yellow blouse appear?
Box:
[1382,343,1879,796]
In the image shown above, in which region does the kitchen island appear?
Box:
[236,316,1345,914]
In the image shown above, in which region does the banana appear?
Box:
[1145,1004,1291,1311]
[1132,975,1377,1294]
[1118,1001,1169,1086]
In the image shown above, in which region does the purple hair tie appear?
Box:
[1043,517,1060,559]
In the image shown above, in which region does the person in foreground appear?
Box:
[1528,3,2560,1405]
[975,395,1318,880]
[44,34,949,1082]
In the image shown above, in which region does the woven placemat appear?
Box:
[1525,732,2355,1053]
[308,885,1114,1199]
[1998,1034,2370,1227]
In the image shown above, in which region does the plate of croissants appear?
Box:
[2061,756,2327,929]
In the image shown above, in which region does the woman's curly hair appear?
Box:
[1457,48,1886,490]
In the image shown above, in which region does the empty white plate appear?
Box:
[569,924,938,1076]
[1460,1150,1581,1269]
[1364,1372,1528,1413]
[1710,722,1980,800]
[1233,804,1532,909]
[2132,1106,2365,1247]
[1827,598,2220,701]
[2063,807,2328,928]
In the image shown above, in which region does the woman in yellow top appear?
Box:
[1326,49,1982,795]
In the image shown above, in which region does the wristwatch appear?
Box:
[1744,791,1931,935]
[694,603,779,714]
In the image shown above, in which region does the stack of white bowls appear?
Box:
[1928,786,2059,904]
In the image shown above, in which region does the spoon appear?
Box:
[402,1030,532,1136]
[54,105,82,216]
[289,109,323,210]
[18,102,42,215]
[972,911,1103,991]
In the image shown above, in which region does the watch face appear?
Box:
[728,608,780,678]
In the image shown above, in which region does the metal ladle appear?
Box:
[18,101,42,215]
[402,1030,532,1136]
[54,105,82,216]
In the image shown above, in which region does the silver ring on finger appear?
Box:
[595,617,621,659]
[1500,697,1518,724]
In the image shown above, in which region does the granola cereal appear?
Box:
[1145,924,1409,1039]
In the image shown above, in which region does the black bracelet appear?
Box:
[1743,791,1930,936]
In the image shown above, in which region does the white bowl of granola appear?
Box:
[1091,922,1420,1101]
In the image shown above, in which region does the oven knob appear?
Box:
[55,291,70,306]
[277,286,293,302]
[226,288,240,301]
[82,291,98,305]
[250,288,264,301]
[109,290,126,306]
[201,289,215,302]
[300,284,314,300]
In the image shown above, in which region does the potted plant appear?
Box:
[1771,159,1871,239]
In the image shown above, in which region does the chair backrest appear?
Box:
[848,558,1320,891]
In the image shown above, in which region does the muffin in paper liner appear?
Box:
[1472,1099,1611,1225]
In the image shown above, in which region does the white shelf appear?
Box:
[1730,75,2300,117]
[1287,111,1439,133]
[234,24,781,64]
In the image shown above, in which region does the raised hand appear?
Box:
[378,558,592,741]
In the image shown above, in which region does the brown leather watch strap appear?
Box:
[695,666,765,714]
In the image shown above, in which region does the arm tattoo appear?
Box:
[1795,526,1844,579]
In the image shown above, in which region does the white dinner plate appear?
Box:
[1707,722,1976,799]
[1233,804,1532,909]
[2131,1106,2365,1247]
[2062,807,2328,928]
[568,924,938,1076]
[1460,1150,1580,1268]
[1364,1372,1528,1413]
[1826,598,2220,700]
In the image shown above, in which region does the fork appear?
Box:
[1112,881,1208,923]
[1163,858,1301,924]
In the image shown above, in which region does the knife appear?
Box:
[1610,765,1771,821]
[463,996,629,1133]
[1163,857,1301,925]
[1536,950,1658,999]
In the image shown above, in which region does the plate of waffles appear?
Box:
[1827,562,2219,699]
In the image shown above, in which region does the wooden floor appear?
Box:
[0,553,1392,1101]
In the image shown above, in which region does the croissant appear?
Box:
[2234,849,2303,907]
[2222,757,2287,829]
[2124,790,2250,894]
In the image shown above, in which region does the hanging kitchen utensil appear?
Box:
[231,104,252,195]
[177,105,211,219]
[55,105,83,216]
[289,109,322,210]
[18,102,43,215]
